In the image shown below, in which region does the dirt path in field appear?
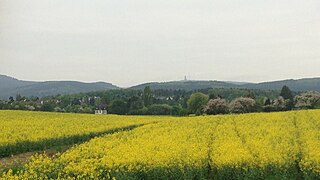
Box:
[0,149,65,172]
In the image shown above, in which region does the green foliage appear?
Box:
[40,102,55,112]
[205,88,279,101]
[128,107,148,115]
[280,85,294,110]
[147,104,173,115]
[244,90,256,99]
[187,92,209,115]
[171,105,188,116]
[15,94,22,101]
[128,96,144,110]
[143,86,153,107]
[2,83,320,116]
[110,100,128,115]
[280,85,293,100]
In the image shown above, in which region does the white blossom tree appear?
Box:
[204,98,229,115]
[295,91,320,109]
[229,97,256,114]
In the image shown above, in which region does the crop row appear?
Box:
[0,110,158,157]
[2,110,320,179]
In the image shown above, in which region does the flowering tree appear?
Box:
[295,91,320,109]
[204,98,229,115]
[229,97,256,114]
[263,96,289,112]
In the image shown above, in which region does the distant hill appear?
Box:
[239,78,320,92]
[131,80,237,91]
[0,75,118,100]
[131,78,320,92]
[224,81,249,85]
[0,75,37,90]
[2,74,320,100]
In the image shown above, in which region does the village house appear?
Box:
[95,104,108,115]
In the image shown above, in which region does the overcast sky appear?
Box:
[0,0,319,87]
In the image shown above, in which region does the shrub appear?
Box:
[128,107,148,115]
[146,104,173,115]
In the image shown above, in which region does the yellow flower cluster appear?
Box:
[211,112,300,170]
[0,110,157,156]
[51,117,215,179]
[1,110,320,179]
[298,111,320,175]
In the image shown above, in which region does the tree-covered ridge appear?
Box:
[132,78,320,92]
[0,75,118,99]
[131,80,236,91]
[3,74,320,100]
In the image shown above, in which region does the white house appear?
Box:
[95,109,108,115]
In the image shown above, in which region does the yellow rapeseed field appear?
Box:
[0,110,158,157]
[1,110,320,179]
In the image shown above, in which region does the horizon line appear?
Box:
[1,74,320,88]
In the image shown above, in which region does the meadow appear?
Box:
[1,110,320,179]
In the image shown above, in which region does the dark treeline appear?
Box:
[0,86,319,116]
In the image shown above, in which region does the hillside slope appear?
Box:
[0,75,118,99]
[131,78,320,92]
[131,80,237,91]
[240,78,320,92]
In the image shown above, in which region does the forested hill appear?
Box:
[131,81,236,91]
[2,74,320,100]
[131,78,320,92]
[241,78,320,91]
[0,75,118,99]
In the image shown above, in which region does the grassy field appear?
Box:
[1,110,320,179]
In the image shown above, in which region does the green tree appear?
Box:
[280,85,294,110]
[110,100,128,115]
[146,104,173,115]
[9,96,14,102]
[171,105,185,116]
[16,94,22,101]
[245,91,256,99]
[280,85,293,100]
[128,96,144,110]
[187,92,209,115]
[40,102,55,112]
[264,98,272,106]
[143,86,153,107]
[208,89,217,99]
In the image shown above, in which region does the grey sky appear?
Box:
[0,0,319,87]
